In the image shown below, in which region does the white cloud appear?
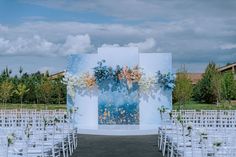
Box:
[0,34,93,56]
[220,43,236,50]
[0,19,235,72]
[39,66,55,73]
[60,34,94,55]
[101,44,121,47]
[127,38,156,53]
[0,38,10,51]
[100,38,156,53]
[0,35,57,55]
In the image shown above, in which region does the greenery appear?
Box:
[222,72,235,104]
[0,61,235,111]
[0,67,66,106]
[192,62,236,107]
[173,101,236,111]
[0,80,14,105]
[14,83,29,105]
[0,103,66,110]
[193,62,221,104]
[173,67,193,109]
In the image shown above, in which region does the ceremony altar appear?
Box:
[65,47,173,135]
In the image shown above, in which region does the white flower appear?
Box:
[199,128,207,135]
[213,139,222,147]
[7,133,15,147]
[186,122,193,130]
[138,76,156,93]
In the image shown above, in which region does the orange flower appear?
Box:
[84,73,96,88]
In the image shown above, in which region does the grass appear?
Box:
[1,101,236,111]
[173,101,236,111]
[0,103,66,110]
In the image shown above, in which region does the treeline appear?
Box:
[0,67,66,105]
[174,62,236,108]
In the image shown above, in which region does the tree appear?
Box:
[0,80,14,106]
[211,69,222,105]
[0,67,66,105]
[19,66,23,76]
[40,79,52,106]
[195,62,221,104]
[173,67,193,109]
[14,83,29,105]
[52,77,66,104]
[222,71,235,104]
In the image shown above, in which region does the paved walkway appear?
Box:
[71,134,163,157]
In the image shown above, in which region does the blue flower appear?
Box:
[156,71,175,91]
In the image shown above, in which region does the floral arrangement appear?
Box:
[63,60,175,94]
[7,133,15,147]
[186,123,192,136]
[24,123,32,139]
[62,73,77,99]
[138,76,156,94]
[158,105,170,120]
[198,128,208,144]
[93,60,142,91]
[177,113,184,126]
[213,139,222,147]
[156,71,175,91]
[199,128,208,137]
[43,117,48,131]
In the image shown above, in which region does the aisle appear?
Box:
[71,134,163,157]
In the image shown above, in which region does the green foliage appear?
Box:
[0,67,66,104]
[222,71,235,104]
[193,62,222,104]
[173,101,236,111]
[173,67,193,109]
[14,83,29,104]
[39,78,53,104]
[0,80,14,104]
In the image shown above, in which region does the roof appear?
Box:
[218,62,236,72]
[49,71,66,79]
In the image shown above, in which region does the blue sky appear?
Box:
[0,0,236,74]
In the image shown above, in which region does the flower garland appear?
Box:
[93,60,142,91]
[138,76,156,94]
[63,60,175,94]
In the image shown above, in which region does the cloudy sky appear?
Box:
[0,0,236,74]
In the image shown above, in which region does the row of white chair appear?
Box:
[158,110,236,157]
[0,109,78,157]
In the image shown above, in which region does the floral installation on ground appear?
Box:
[7,133,16,147]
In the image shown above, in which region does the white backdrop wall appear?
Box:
[139,53,172,129]
[67,47,172,133]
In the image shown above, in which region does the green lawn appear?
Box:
[0,101,236,111]
[173,101,236,111]
[0,104,66,110]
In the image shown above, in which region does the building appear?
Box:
[49,71,65,80]
[218,62,236,79]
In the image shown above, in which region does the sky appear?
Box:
[0,0,236,74]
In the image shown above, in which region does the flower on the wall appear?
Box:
[84,73,96,88]
[156,71,175,91]
[138,76,156,94]
[116,65,142,90]
[93,60,142,91]
[63,60,175,94]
